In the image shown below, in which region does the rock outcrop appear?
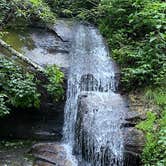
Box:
[74,92,145,165]
[31,143,75,166]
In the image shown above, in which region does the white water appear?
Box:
[62,23,126,166]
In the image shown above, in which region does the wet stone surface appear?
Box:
[22,20,74,77]
[75,92,128,166]
[74,92,145,166]
[31,143,74,166]
[0,140,34,166]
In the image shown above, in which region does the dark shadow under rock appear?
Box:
[0,102,64,141]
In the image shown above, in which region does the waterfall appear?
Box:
[62,23,127,166]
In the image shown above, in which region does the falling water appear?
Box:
[63,23,127,166]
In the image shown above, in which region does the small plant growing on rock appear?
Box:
[45,65,64,102]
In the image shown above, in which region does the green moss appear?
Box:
[1,29,35,52]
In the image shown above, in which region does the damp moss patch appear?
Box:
[1,28,35,52]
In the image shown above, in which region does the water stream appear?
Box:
[63,23,127,166]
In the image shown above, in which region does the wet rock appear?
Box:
[79,74,120,92]
[23,28,71,72]
[80,74,99,91]
[121,111,146,127]
[125,111,146,122]
[122,121,145,165]
[34,160,55,166]
[0,142,34,166]
[31,143,74,166]
[6,19,75,79]
[75,92,128,165]
[123,151,140,166]
[50,19,74,42]
[123,128,145,154]
[75,92,144,165]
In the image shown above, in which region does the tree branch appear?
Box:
[0,39,44,72]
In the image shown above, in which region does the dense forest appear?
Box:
[0,0,166,166]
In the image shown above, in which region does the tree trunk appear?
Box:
[0,39,44,72]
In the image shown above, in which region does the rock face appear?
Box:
[74,92,145,166]
[31,143,75,166]
[23,20,74,78]
[75,92,126,165]
[123,128,144,166]
[0,144,33,166]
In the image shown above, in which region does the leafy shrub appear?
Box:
[0,0,55,30]
[46,0,101,22]
[45,65,64,102]
[0,94,10,117]
[0,57,40,116]
[97,0,166,90]
[137,111,156,132]
[137,111,166,166]
[7,74,40,108]
[137,88,166,165]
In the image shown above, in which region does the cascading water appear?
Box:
[62,23,127,166]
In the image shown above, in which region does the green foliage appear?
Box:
[0,94,10,117]
[46,0,101,22]
[0,0,55,30]
[0,59,65,117]
[138,115,166,166]
[145,88,166,107]
[0,57,40,116]
[45,65,64,102]
[137,88,166,165]
[7,74,40,108]
[97,0,166,90]
[136,111,156,132]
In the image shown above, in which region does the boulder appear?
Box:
[31,143,75,166]
[74,92,145,166]
[123,128,145,166]
[75,92,128,165]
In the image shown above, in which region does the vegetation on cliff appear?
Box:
[0,57,64,117]
[0,57,40,116]
[1,0,164,90]
[0,0,64,117]
[0,0,55,29]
